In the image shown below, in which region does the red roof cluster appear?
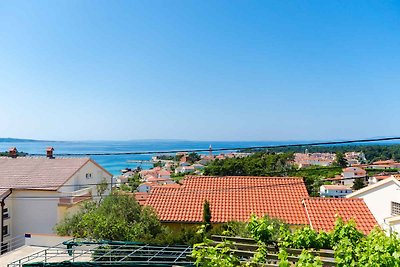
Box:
[145,176,309,225]
[303,198,377,234]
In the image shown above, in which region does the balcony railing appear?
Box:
[58,187,93,206]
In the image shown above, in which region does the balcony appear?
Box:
[58,187,93,206]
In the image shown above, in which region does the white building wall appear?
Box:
[349,182,400,227]
[10,190,59,237]
[320,186,352,198]
[59,160,112,197]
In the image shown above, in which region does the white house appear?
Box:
[157,170,171,179]
[347,177,400,235]
[0,149,112,253]
[320,184,353,198]
[175,166,195,174]
[368,174,393,185]
[341,167,367,186]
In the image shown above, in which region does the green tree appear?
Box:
[203,199,212,232]
[333,152,348,168]
[352,177,366,190]
[188,152,201,163]
[56,192,165,242]
[128,173,142,191]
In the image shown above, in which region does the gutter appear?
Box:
[1,189,12,255]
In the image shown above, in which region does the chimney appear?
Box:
[46,147,54,158]
[8,147,17,158]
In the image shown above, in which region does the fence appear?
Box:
[210,235,336,266]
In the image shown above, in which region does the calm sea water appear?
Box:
[0,140,285,175]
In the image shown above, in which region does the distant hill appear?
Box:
[0,138,46,142]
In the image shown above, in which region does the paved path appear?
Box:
[0,246,44,267]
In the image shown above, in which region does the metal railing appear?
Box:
[1,235,26,255]
[7,240,193,267]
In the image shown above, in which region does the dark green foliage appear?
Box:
[56,193,164,242]
[352,177,366,190]
[0,150,27,156]
[204,152,294,176]
[155,154,175,160]
[203,200,212,231]
[170,173,186,183]
[242,144,400,163]
[333,152,348,167]
[210,221,251,238]
[128,173,141,190]
[288,166,342,197]
[153,161,163,168]
[188,152,201,163]
[192,239,241,267]
[194,216,400,266]
[247,215,289,245]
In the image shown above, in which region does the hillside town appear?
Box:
[1,144,400,266]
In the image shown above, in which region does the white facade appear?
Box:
[320,185,352,198]
[342,167,367,186]
[0,159,112,252]
[347,177,400,235]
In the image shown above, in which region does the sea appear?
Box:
[0,140,287,176]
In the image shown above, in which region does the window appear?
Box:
[85,173,92,179]
[2,208,9,219]
[2,225,9,236]
[391,202,400,216]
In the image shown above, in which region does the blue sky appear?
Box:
[0,0,399,141]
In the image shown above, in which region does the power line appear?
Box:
[24,136,400,156]
[3,173,391,200]
[0,164,347,190]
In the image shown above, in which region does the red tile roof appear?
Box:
[302,198,378,234]
[135,192,149,205]
[0,157,103,190]
[145,176,309,225]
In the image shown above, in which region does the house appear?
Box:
[302,198,377,234]
[137,177,176,193]
[368,174,393,185]
[192,164,205,170]
[174,166,195,174]
[341,167,367,186]
[294,153,335,168]
[157,170,171,179]
[344,152,366,166]
[137,182,156,193]
[145,176,309,228]
[319,184,352,198]
[0,148,112,253]
[367,160,400,169]
[347,177,400,234]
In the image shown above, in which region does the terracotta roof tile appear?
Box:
[303,197,378,234]
[145,176,309,225]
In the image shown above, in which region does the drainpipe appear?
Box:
[1,189,12,255]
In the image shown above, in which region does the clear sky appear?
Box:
[0,0,399,141]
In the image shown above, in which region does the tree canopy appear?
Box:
[56,193,164,242]
[204,152,294,176]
